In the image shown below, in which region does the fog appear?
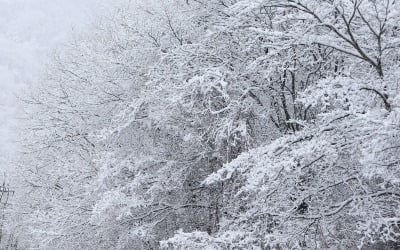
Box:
[0,0,112,172]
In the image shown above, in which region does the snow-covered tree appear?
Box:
[164,0,400,249]
[12,0,400,249]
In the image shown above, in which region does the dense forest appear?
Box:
[1,0,400,249]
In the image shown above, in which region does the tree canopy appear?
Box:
[8,0,400,249]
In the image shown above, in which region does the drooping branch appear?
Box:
[360,87,391,111]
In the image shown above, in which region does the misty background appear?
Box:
[0,0,112,173]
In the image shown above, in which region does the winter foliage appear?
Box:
[5,0,400,249]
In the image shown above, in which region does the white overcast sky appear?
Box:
[0,0,114,172]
